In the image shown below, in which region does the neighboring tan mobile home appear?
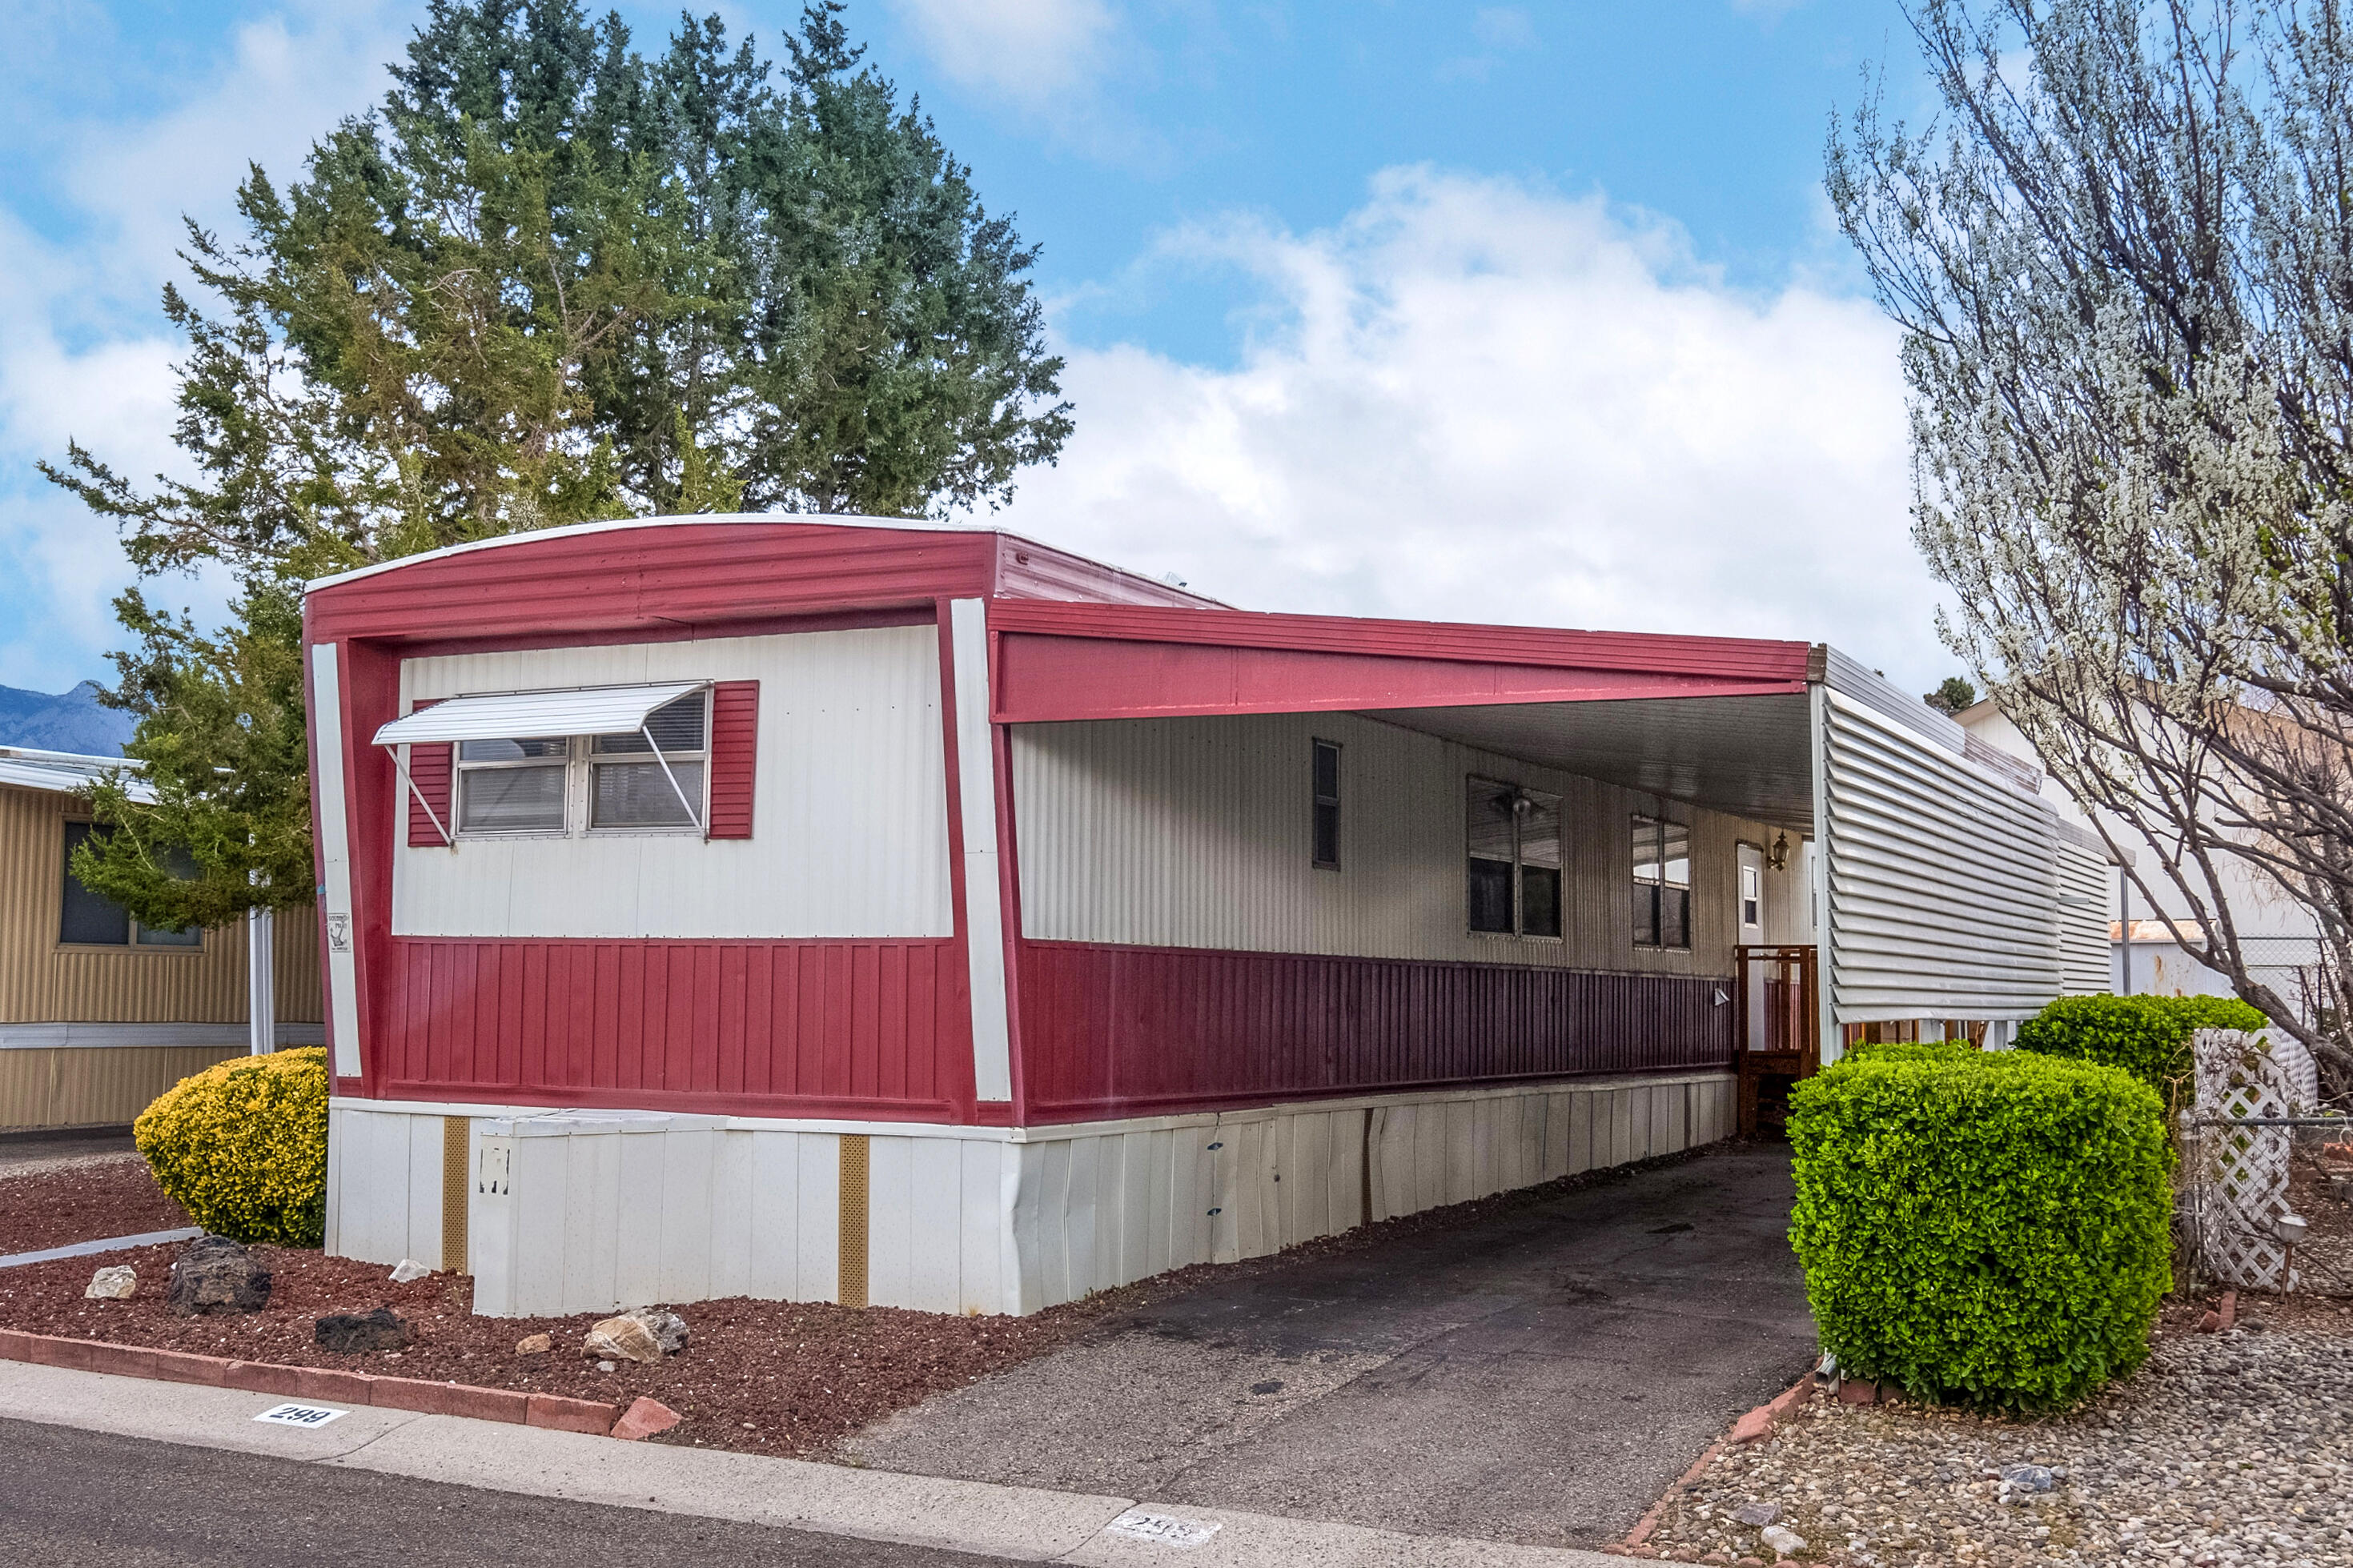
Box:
[0,748,322,1133]
[303,517,2113,1316]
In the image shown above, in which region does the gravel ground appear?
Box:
[1643,1305,2353,1567]
[0,1157,187,1255]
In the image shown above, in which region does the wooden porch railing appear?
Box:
[1733,944,1818,1137]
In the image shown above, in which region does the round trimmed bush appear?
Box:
[2016,993,2266,1107]
[1789,1049,2170,1410]
[135,1046,329,1246]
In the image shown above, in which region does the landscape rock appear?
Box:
[2000,1462,2055,1494]
[1732,1502,1778,1527]
[165,1235,271,1316]
[516,1332,552,1356]
[388,1258,432,1284]
[314,1306,412,1353]
[583,1308,688,1363]
[584,1315,663,1364]
[83,1265,136,1301]
[1758,1524,1807,1558]
[1729,1407,1775,1443]
[629,1307,690,1354]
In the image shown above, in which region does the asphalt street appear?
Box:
[0,1416,1003,1568]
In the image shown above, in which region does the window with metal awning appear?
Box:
[374,681,714,844]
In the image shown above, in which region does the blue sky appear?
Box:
[0,0,1950,696]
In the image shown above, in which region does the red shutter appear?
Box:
[404,700,453,848]
[707,681,759,839]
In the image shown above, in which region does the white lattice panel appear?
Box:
[2189,1029,2299,1290]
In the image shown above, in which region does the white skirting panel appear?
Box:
[326,1072,1734,1318]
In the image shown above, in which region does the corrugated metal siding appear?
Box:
[1821,692,2062,1020]
[0,1044,247,1131]
[1013,711,1765,976]
[379,936,968,1116]
[2057,840,2114,995]
[0,784,324,1026]
[1019,940,1733,1120]
[393,628,950,940]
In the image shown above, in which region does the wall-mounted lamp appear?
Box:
[1769,831,1790,872]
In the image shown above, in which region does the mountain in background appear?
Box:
[0,682,134,755]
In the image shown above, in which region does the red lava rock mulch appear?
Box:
[0,1143,1725,1459]
[0,1157,187,1257]
[0,1242,1128,1456]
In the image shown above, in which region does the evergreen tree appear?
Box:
[44,1,1069,930]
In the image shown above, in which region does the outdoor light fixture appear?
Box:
[1769,831,1790,872]
[2274,1213,2311,1247]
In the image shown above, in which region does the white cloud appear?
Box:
[882,0,1118,104]
[1008,168,1947,690]
[0,2,405,692]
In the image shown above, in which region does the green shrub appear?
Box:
[135,1047,328,1246]
[2015,993,2267,1106]
[1789,1050,2170,1410]
[1842,1041,1982,1065]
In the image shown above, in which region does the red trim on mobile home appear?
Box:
[986,600,1811,723]
[1017,940,1735,1121]
[375,936,970,1118]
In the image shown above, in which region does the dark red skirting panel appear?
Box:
[1018,940,1733,1121]
[379,937,970,1118]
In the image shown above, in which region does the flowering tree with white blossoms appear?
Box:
[1829,0,2353,1081]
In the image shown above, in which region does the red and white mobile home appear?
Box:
[302,516,2110,1316]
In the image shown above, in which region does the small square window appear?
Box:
[1467,777,1562,939]
[59,822,203,948]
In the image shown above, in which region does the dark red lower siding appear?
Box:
[1018,940,1733,1121]
[379,938,971,1118]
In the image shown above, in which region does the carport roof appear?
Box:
[1367,692,1817,830]
[986,599,1819,724]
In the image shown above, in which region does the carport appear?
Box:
[990,600,2116,1134]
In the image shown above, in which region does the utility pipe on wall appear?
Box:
[247,904,275,1054]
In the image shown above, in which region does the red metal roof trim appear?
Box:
[986,600,1814,678]
[305,520,1219,645]
[988,600,1813,724]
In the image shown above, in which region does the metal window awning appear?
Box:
[371,682,710,748]
[371,681,713,848]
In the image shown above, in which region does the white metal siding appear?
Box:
[1821,691,2063,1021]
[392,628,951,940]
[1013,712,1784,973]
[331,1074,1733,1317]
[2057,838,2114,995]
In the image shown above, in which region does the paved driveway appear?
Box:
[842,1143,1815,1550]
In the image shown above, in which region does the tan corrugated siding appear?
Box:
[0,1044,247,1132]
[0,784,323,1025]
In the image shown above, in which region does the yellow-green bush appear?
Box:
[135,1047,328,1246]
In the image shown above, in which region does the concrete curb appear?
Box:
[1608,1373,1818,1558]
[0,1226,202,1269]
[0,1327,632,1437]
[0,1358,1635,1566]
